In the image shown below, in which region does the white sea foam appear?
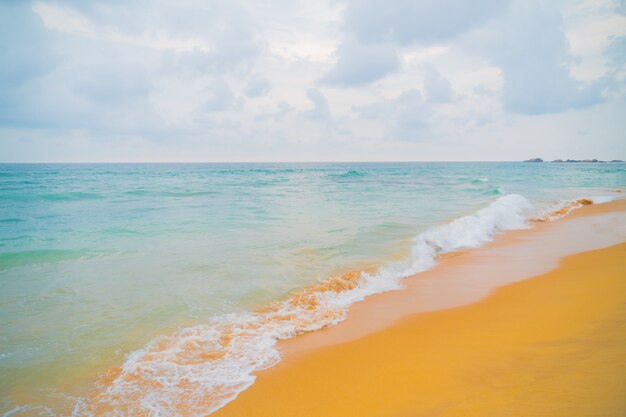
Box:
[533,194,618,222]
[2,405,55,417]
[84,194,538,416]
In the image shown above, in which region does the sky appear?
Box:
[0,0,625,162]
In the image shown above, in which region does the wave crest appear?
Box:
[86,194,534,416]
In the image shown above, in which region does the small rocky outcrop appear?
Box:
[525,157,621,163]
[564,158,602,163]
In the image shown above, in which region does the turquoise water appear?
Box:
[0,162,624,416]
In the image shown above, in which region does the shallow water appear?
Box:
[0,162,624,416]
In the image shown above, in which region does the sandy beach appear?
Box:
[213,200,626,417]
[4,1,626,415]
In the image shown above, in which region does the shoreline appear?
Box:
[213,199,626,416]
[278,198,626,356]
[3,197,624,416]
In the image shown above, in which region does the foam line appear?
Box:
[84,194,541,416]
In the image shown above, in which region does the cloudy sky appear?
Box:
[1,0,625,162]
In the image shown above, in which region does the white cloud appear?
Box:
[320,38,399,86]
[33,2,96,36]
[304,88,331,120]
[422,65,453,103]
[342,0,510,45]
[466,1,607,114]
[33,2,213,53]
[203,80,237,113]
[245,77,271,98]
[0,0,625,161]
[354,89,432,140]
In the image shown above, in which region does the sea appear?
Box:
[1,162,624,416]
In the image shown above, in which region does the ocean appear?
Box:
[0,162,624,416]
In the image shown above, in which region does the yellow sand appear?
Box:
[214,242,626,417]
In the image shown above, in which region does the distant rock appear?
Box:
[526,157,618,163]
[565,158,603,163]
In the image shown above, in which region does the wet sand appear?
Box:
[213,200,626,416]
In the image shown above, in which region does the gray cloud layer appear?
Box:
[343,0,509,45]
[0,0,624,161]
[320,38,399,86]
[471,2,606,114]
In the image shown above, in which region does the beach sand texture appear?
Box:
[214,205,626,416]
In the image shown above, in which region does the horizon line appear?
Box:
[0,159,623,164]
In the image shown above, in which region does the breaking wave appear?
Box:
[83,194,537,416]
